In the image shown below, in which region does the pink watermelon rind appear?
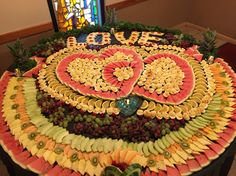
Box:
[55,48,144,100]
[133,53,195,105]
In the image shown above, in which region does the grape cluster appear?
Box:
[73,115,185,142]
[36,83,186,142]
[32,38,66,57]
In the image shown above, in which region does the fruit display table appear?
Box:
[0,24,236,176]
[1,133,236,176]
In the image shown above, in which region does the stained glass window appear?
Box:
[48,0,104,31]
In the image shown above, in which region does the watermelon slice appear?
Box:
[228,121,236,130]
[204,149,218,160]
[151,172,158,176]
[24,156,39,166]
[8,143,24,155]
[217,132,234,143]
[69,171,82,176]
[216,137,229,148]
[166,166,181,176]
[45,165,64,176]
[193,153,210,167]
[158,170,167,176]
[208,143,225,154]
[193,54,203,61]
[186,159,201,172]
[176,164,191,176]
[0,125,9,133]
[28,157,51,174]
[12,151,31,168]
[224,128,236,136]
[61,168,73,176]
[142,168,151,176]
[231,114,236,121]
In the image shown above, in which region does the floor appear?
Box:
[0,159,9,176]
[228,158,236,176]
[0,24,236,175]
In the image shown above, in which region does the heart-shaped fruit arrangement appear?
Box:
[0,31,236,176]
[56,48,144,100]
[133,52,195,104]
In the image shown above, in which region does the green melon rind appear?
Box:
[122,163,142,176]
[104,165,122,176]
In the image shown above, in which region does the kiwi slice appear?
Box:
[11,104,19,109]
[222,81,229,86]
[180,142,189,149]
[28,132,37,140]
[54,147,64,154]
[70,153,78,162]
[14,86,19,90]
[217,110,225,116]
[15,114,21,119]
[10,94,17,99]
[221,100,229,106]
[195,131,203,137]
[219,72,226,77]
[147,159,156,167]
[163,151,171,159]
[21,123,30,130]
[90,156,99,166]
[224,90,231,95]
[209,121,216,129]
[37,141,45,149]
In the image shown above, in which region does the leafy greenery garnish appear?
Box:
[199,29,217,60]
[8,40,36,72]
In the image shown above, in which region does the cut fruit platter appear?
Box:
[0,25,236,176]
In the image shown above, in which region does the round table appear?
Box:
[1,138,236,176]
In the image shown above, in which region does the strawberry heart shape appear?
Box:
[56,48,144,100]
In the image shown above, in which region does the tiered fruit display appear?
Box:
[0,29,236,176]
